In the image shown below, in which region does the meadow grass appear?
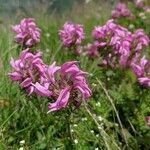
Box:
[0,1,150,149]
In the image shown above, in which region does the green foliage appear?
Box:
[0,1,150,149]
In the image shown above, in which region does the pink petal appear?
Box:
[34,82,51,97]
[48,87,70,113]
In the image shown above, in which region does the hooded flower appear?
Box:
[89,19,149,69]
[111,2,132,19]
[131,56,150,87]
[134,0,144,9]
[59,22,84,47]
[48,87,71,113]
[146,116,150,127]
[87,42,99,58]
[92,19,117,41]
[8,49,47,95]
[133,29,149,53]
[34,61,91,112]
[90,20,135,68]
[12,18,41,47]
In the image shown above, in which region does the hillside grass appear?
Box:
[0,1,150,149]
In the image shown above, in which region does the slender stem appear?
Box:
[83,101,121,150]
[65,109,74,149]
[96,78,129,149]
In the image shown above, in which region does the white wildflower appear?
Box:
[19,147,24,150]
[74,139,78,144]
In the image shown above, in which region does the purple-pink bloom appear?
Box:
[89,20,149,69]
[145,116,150,127]
[8,49,47,95]
[131,56,150,87]
[134,0,144,9]
[48,87,70,113]
[133,29,149,53]
[12,18,41,47]
[131,56,147,77]
[87,42,99,58]
[92,20,117,41]
[138,77,150,87]
[34,61,91,112]
[111,2,132,19]
[59,22,84,47]
[91,20,135,68]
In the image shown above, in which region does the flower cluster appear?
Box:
[87,19,150,87]
[131,56,150,87]
[133,29,149,53]
[46,61,91,112]
[59,22,84,54]
[8,49,47,95]
[111,2,132,19]
[12,18,41,47]
[9,18,91,113]
[88,20,149,67]
[9,51,91,112]
[88,20,131,67]
[146,116,150,127]
[134,0,144,9]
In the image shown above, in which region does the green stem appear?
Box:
[65,110,74,149]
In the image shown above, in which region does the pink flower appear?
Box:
[92,26,107,40]
[34,61,91,112]
[134,0,144,9]
[131,56,150,87]
[8,49,47,95]
[33,82,52,97]
[48,87,70,113]
[111,10,120,19]
[110,28,133,67]
[87,42,99,58]
[59,22,84,47]
[144,7,150,13]
[145,116,150,127]
[138,77,150,87]
[133,29,149,52]
[92,20,117,41]
[131,56,147,77]
[12,18,41,47]
[91,20,135,68]
[90,20,149,69]
[111,2,132,19]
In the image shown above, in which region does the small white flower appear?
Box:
[89,73,93,77]
[98,116,103,121]
[95,148,99,150]
[73,124,78,127]
[19,147,24,150]
[20,140,25,145]
[45,33,50,37]
[96,102,101,107]
[74,139,78,144]
[90,130,94,133]
[107,77,110,81]
[82,117,87,121]
[96,134,99,137]
[139,12,146,19]
[115,123,119,127]
[98,126,102,130]
[71,129,74,133]
[128,24,135,30]
[46,48,50,52]
[92,83,97,87]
